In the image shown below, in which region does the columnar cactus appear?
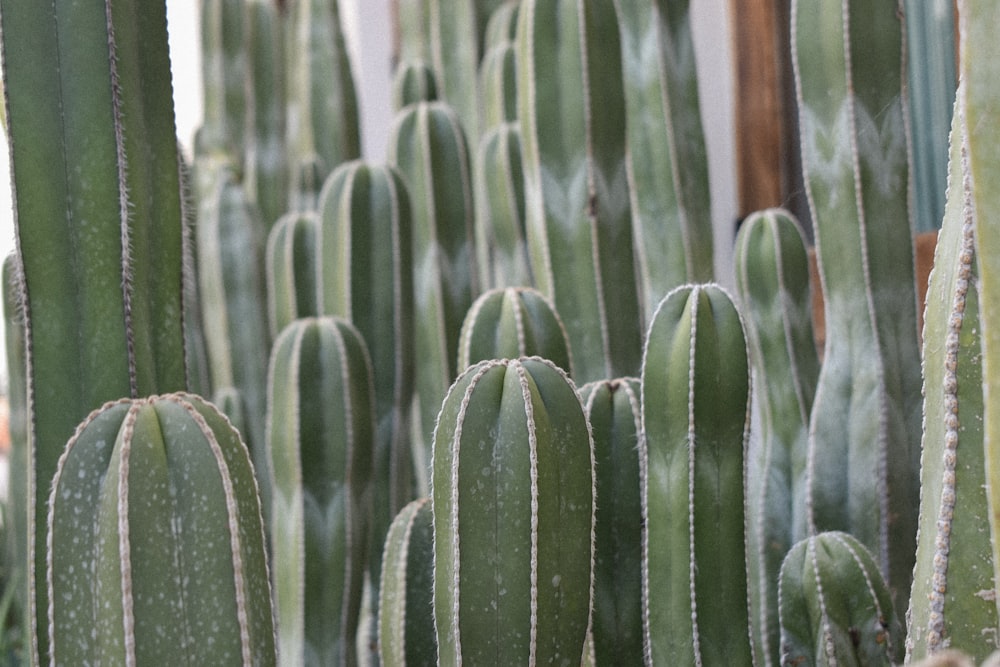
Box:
[479,42,518,131]
[266,316,375,666]
[579,378,644,666]
[483,0,520,51]
[0,0,188,658]
[432,357,595,665]
[779,531,903,666]
[265,211,319,339]
[517,0,643,383]
[388,100,479,485]
[378,497,437,666]
[199,0,246,161]
[734,208,820,666]
[427,0,481,140]
[391,60,439,112]
[47,394,275,664]
[614,0,715,320]
[907,96,998,661]
[457,286,572,375]
[640,284,753,666]
[791,0,922,617]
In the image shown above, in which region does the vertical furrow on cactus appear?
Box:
[392,60,440,112]
[432,358,594,665]
[517,0,642,384]
[734,208,820,666]
[613,0,714,320]
[389,101,478,489]
[907,95,998,661]
[959,0,1000,626]
[378,497,437,665]
[641,284,753,666]
[286,0,361,198]
[791,0,921,617]
[265,211,319,339]
[580,378,644,666]
[48,394,275,664]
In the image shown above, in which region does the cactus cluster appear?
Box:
[3,0,1000,666]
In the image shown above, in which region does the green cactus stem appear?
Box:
[907,94,998,662]
[579,378,644,666]
[779,531,903,666]
[483,0,520,51]
[614,0,714,321]
[427,0,481,140]
[432,357,595,665]
[791,0,922,619]
[391,60,440,112]
[457,286,572,375]
[640,283,753,666]
[47,393,275,664]
[265,211,319,339]
[378,498,437,666]
[199,0,247,161]
[267,316,374,666]
[517,0,643,383]
[479,42,518,131]
[734,207,820,666]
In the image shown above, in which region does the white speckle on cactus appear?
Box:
[551,575,560,588]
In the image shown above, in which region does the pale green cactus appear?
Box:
[428,0,481,140]
[432,357,595,665]
[391,59,439,112]
[47,394,275,664]
[265,211,319,339]
[483,0,520,50]
[266,316,375,666]
[199,0,247,161]
[640,284,753,666]
[479,41,518,131]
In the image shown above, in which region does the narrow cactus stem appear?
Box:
[265,211,319,339]
[483,0,520,51]
[432,357,595,665]
[392,60,439,112]
[199,0,247,161]
[286,0,361,189]
[734,208,820,666]
[479,42,518,131]
[457,286,572,376]
[0,0,188,658]
[388,101,478,489]
[779,531,903,666]
[47,394,275,664]
[907,94,998,661]
[266,317,374,666]
[517,0,643,384]
[397,0,432,65]
[428,0,481,140]
[959,0,1000,628]
[579,378,644,666]
[640,284,753,666]
[791,0,922,618]
[614,0,714,321]
[475,122,531,289]
[378,498,437,666]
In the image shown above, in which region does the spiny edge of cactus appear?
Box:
[377,496,431,662]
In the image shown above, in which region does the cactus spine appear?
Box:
[517,0,643,383]
[378,498,437,665]
[579,378,644,666]
[907,95,999,661]
[265,211,319,339]
[0,0,188,658]
[613,0,714,320]
[791,0,922,617]
[266,316,374,666]
[432,357,595,665]
[779,531,903,666]
[640,284,753,665]
[47,394,275,664]
[734,208,820,666]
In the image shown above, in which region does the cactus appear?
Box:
[47,393,275,664]
[199,0,247,162]
[579,378,644,666]
[640,283,753,665]
[427,0,481,140]
[906,94,999,661]
[779,531,903,666]
[734,208,820,666]
[196,170,272,516]
[457,286,572,375]
[397,0,432,66]
[286,0,361,197]
[517,0,643,384]
[266,316,374,666]
[432,357,595,665]
[479,42,518,131]
[388,100,479,487]
[614,0,715,321]
[391,60,439,112]
[483,0,520,50]
[0,0,188,658]
[266,211,319,339]
[791,0,922,617]
[378,498,437,666]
